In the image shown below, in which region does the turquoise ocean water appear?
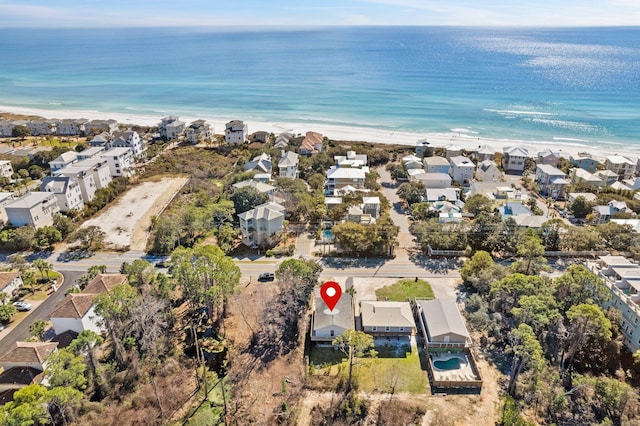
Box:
[0,26,638,148]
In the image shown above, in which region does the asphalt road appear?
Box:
[0,270,84,356]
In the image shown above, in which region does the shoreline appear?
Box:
[1,104,635,163]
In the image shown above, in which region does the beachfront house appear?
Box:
[41,176,84,213]
[570,152,600,173]
[443,144,463,160]
[25,118,57,136]
[605,155,636,181]
[86,119,118,135]
[249,131,270,144]
[186,120,212,144]
[238,202,286,248]
[278,151,299,178]
[0,271,23,300]
[537,149,562,167]
[274,133,291,149]
[475,145,496,162]
[224,120,248,144]
[535,164,568,200]
[109,130,144,157]
[360,301,416,337]
[423,156,451,174]
[596,170,619,187]
[100,147,135,177]
[402,155,423,170]
[475,159,502,182]
[415,139,431,157]
[415,299,472,349]
[300,131,324,156]
[158,116,185,140]
[4,192,60,228]
[502,146,528,173]
[0,160,14,179]
[244,153,272,174]
[571,168,604,189]
[49,151,78,172]
[0,120,14,137]
[56,119,88,136]
[310,284,354,343]
[449,155,475,186]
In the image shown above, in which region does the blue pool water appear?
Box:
[322,229,334,239]
[433,357,465,370]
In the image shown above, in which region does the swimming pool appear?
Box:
[322,229,334,240]
[433,356,467,370]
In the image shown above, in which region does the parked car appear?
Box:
[258,272,275,282]
[155,260,168,268]
[13,301,32,311]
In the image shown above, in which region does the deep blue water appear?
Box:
[0,26,638,147]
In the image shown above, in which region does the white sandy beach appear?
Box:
[1,104,635,162]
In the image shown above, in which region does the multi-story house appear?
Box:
[76,146,106,161]
[41,176,85,213]
[475,145,495,162]
[423,156,450,174]
[0,160,14,179]
[326,166,367,192]
[86,119,118,135]
[605,155,636,181]
[571,168,604,189]
[100,147,135,177]
[0,192,14,224]
[56,118,88,136]
[300,131,323,156]
[449,155,475,185]
[415,139,431,157]
[570,152,600,173]
[158,116,185,140]
[109,130,143,157]
[0,120,14,137]
[54,165,97,203]
[4,192,60,228]
[49,151,78,172]
[186,120,212,144]
[25,118,56,136]
[0,341,58,393]
[537,149,562,167]
[311,285,353,342]
[502,146,528,173]
[238,202,285,248]
[475,159,502,182]
[535,164,568,200]
[443,144,463,160]
[362,196,381,219]
[360,301,416,336]
[592,200,630,225]
[244,153,272,174]
[224,120,248,144]
[278,151,299,178]
[334,151,367,168]
[410,172,452,188]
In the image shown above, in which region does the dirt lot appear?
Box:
[81,176,188,250]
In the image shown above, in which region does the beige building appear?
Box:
[4,192,60,228]
[605,155,636,181]
[502,146,528,173]
[238,202,285,248]
[360,301,416,336]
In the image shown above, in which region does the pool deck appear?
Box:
[430,352,479,382]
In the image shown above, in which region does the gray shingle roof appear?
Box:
[417,299,469,341]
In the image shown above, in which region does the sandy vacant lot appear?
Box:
[82,176,188,250]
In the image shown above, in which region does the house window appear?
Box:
[399,327,404,332]
[330,330,335,337]
[372,327,377,331]
[385,326,390,332]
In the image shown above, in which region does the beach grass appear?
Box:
[376,278,434,301]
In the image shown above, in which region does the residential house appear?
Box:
[249,131,270,144]
[597,169,620,187]
[592,201,631,225]
[300,131,323,156]
[570,152,600,173]
[0,160,13,179]
[274,133,291,150]
[402,155,423,170]
[75,157,113,189]
[439,212,463,223]
[475,159,502,182]
[4,192,60,228]
[54,166,97,203]
[0,120,14,137]
[360,301,416,336]
[511,215,549,229]
[498,202,533,218]
[89,133,109,148]
[443,144,463,160]
[605,155,636,181]
[224,120,248,144]
[109,130,144,157]
[186,120,212,144]
[325,196,343,212]
[158,116,185,140]
[346,205,375,225]
[425,188,460,203]
[82,273,128,295]
[0,342,58,394]
[76,146,106,161]
[611,219,640,234]
[423,156,450,174]
[449,155,475,185]
[410,172,452,189]
[537,149,562,166]
[0,192,14,224]
[278,151,299,178]
[502,146,528,173]
[362,197,381,219]
[415,299,471,349]
[326,166,367,192]
[335,151,367,168]
[567,192,598,204]
[624,177,640,190]
[41,176,84,213]
[232,180,277,197]
[56,119,88,136]
[85,119,118,135]
[535,164,568,200]
[244,153,272,174]
[238,202,286,248]
[49,151,78,172]
[25,118,56,136]
[415,139,431,157]
[571,168,604,189]
[310,283,354,342]
[100,147,135,177]
[475,145,495,162]
[0,271,23,299]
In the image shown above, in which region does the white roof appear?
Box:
[450,155,474,167]
[327,167,366,180]
[5,192,55,209]
[325,197,343,205]
[537,164,566,176]
[504,146,529,156]
[279,151,299,167]
[102,147,132,157]
[51,151,78,164]
[423,156,450,166]
[360,301,416,328]
[238,202,285,221]
[606,155,635,165]
[362,196,380,204]
[477,145,495,155]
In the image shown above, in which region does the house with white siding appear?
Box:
[410,172,452,188]
[0,160,13,179]
[25,119,56,136]
[570,152,600,173]
[238,202,286,248]
[475,145,495,162]
[56,119,88,136]
[449,155,475,185]
[278,151,299,178]
[423,156,450,174]
[475,159,502,182]
[100,148,135,177]
[571,168,604,189]
[0,271,23,299]
[0,120,14,137]
[244,153,272,174]
[109,130,144,157]
[4,192,60,228]
[310,283,354,342]
[224,120,248,144]
[41,176,84,213]
[76,146,106,161]
[502,146,528,173]
[49,151,78,172]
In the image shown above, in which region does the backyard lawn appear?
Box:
[375,278,435,301]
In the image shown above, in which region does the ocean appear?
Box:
[0,26,638,148]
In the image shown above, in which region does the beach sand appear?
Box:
[1,104,634,162]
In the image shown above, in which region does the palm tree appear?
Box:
[32,259,53,280]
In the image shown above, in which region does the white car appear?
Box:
[13,301,32,311]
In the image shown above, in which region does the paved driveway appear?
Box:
[376,166,416,257]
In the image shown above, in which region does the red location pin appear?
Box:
[320,281,342,312]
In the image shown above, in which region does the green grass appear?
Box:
[355,348,427,394]
[375,279,435,301]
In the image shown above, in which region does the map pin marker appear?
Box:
[320,281,342,312]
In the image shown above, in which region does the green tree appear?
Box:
[460,250,494,285]
[560,226,602,251]
[94,283,138,367]
[230,186,269,214]
[513,234,548,275]
[554,264,609,312]
[596,222,635,251]
[120,259,155,288]
[34,226,62,250]
[364,170,381,191]
[397,181,425,206]
[0,384,48,425]
[410,202,432,221]
[489,273,546,315]
[464,194,493,216]
[21,269,37,294]
[10,255,29,272]
[68,330,104,397]
[540,219,566,251]
[507,324,545,396]
[28,320,47,341]
[46,386,83,426]
[71,225,106,251]
[511,294,561,336]
[332,329,376,391]
[207,199,236,228]
[307,173,325,191]
[215,223,240,254]
[568,195,593,219]
[31,259,52,280]
[11,124,31,140]
[0,304,17,323]
[562,304,612,372]
[53,214,76,238]
[332,221,372,256]
[44,349,87,391]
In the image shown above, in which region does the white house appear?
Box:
[415,139,431,157]
[449,155,475,185]
[50,294,103,335]
[475,159,502,182]
[24,119,55,136]
[100,147,135,177]
[326,166,368,192]
[232,180,277,197]
[0,271,23,299]
[278,151,299,178]
[310,284,353,342]
[411,172,452,188]
[77,146,106,161]
[360,301,416,336]
[238,202,286,248]
[597,170,620,187]
[274,133,291,149]
[0,160,13,179]
[402,155,424,170]
[109,130,144,157]
[605,155,636,181]
[4,192,60,228]
[592,201,631,225]
[186,120,212,144]
[224,120,248,144]
[0,192,14,224]
[535,164,569,200]
[89,133,109,148]
[475,145,495,162]
[49,151,78,172]
[54,166,97,203]
[502,146,528,173]
[537,149,562,167]
[244,153,272,174]
[334,151,367,168]
[158,116,185,140]
[425,188,460,203]
[443,144,463,160]
[41,176,84,213]
[74,157,113,189]
[423,156,450,174]
[571,168,604,189]
[362,196,381,219]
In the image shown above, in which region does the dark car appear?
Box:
[258,272,275,282]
